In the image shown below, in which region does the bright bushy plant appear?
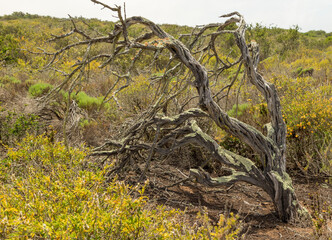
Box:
[0,134,240,239]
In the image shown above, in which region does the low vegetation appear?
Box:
[0,134,240,239]
[0,9,331,239]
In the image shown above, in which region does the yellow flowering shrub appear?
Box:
[271,73,331,174]
[256,45,332,175]
[0,134,240,239]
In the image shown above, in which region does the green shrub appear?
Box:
[79,118,90,128]
[28,82,53,97]
[74,91,103,110]
[1,12,41,20]
[62,91,110,112]
[0,111,41,145]
[294,67,303,76]
[0,34,20,63]
[227,103,249,118]
[293,67,314,77]
[0,75,21,86]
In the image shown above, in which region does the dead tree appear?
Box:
[39,0,307,222]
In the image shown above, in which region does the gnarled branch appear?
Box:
[38,1,305,222]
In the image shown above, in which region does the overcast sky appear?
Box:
[1,0,331,32]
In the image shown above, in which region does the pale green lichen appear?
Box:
[189,168,200,175]
[190,168,247,185]
[295,203,312,220]
[191,120,254,172]
[211,172,247,184]
[217,148,237,166]
[297,206,310,217]
[264,122,275,139]
[271,171,294,192]
[186,133,198,139]
[217,147,254,172]
[237,156,255,172]
[156,109,205,124]
[160,115,176,122]
[191,121,216,143]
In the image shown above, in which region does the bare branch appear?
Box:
[189,168,252,187]
[38,3,304,222]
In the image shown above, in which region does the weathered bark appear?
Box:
[135,12,300,221]
[41,0,306,222]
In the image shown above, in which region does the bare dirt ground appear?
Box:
[122,161,332,239]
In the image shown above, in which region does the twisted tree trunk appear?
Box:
[42,0,306,222]
[135,12,301,221]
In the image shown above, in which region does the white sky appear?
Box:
[1,0,331,32]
